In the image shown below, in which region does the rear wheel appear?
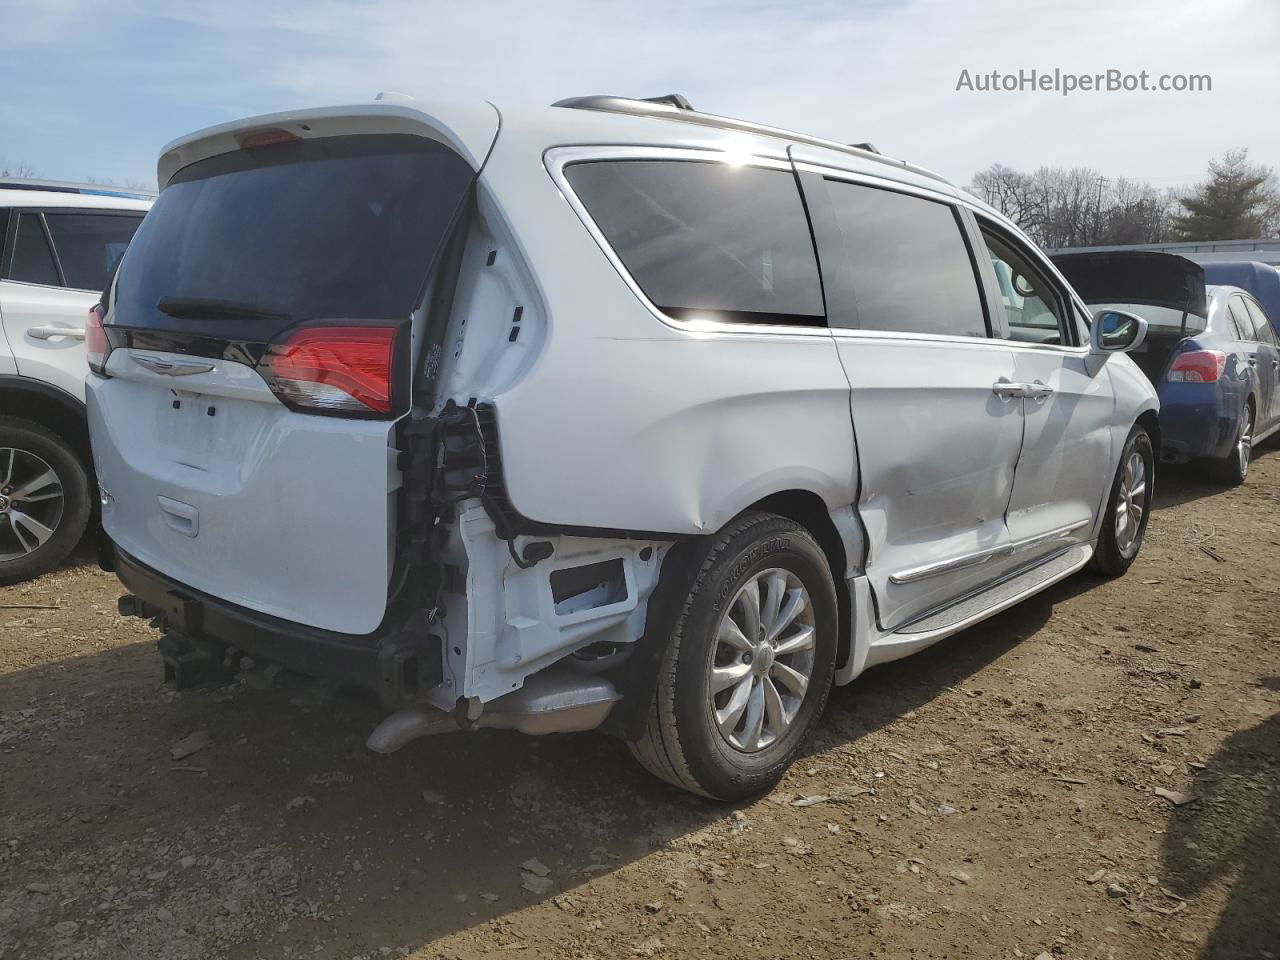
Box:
[628,512,838,800]
[1208,401,1253,486]
[0,417,91,585]
[1089,424,1154,577]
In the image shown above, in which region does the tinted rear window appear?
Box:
[112,134,474,340]
[820,180,987,338]
[565,159,824,326]
[45,213,143,291]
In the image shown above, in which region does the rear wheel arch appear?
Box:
[0,379,90,469]
[750,490,850,675]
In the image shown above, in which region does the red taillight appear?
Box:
[260,326,399,415]
[86,304,110,376]
[235,127,302,150]
[1168,350,1226,383]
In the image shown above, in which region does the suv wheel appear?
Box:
[629,512,838,800]
[0,417,91,585]
[1089,423,1154,577]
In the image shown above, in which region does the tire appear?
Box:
[0,416,91,585]
[1207,401,1253,486]
[1089,423,1154,577]
[628,512,838,801]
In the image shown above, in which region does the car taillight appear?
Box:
[1167,350,1226,383]
[259,325,399,415]
[86,304,110,376]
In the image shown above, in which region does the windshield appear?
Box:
[111,133,474,341]
[1090,302,1208,336]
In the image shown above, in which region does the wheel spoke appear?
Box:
[760,571,786,638]
[718,616,755,653]
[765,588,806,644]
[716,676,753,737]
[762,675,788,735]
[1129,481,1146,500]
[9,509,54,553]
[10,468,61,504]
[710,661,751,694]
[738,577,762,644]
[0,449,13,488]
[740,680,766,750]
[772,623,815,658]
[771,660,809,697]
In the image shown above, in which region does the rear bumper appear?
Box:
[110,546,440,708]
[1156,384,1239,463]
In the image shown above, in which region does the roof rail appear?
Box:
[0,177,156,200]
[550,95,946,184]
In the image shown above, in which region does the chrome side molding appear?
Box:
[889,519,1090,585]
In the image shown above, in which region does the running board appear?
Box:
[838,542,1093,681]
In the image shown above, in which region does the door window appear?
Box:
[981,229,1068,345]
[9,213,60,286]
[1227,298,1253,340]
[45,213,144,291]
[565,159,825,326]
[1224,299,1249,339]
[818,179,986,337]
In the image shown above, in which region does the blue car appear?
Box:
[1054,251,1280,484]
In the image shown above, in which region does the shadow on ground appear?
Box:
[1161,680,1280,960]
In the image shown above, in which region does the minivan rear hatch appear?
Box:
[1053,251,1208,383]
[88,104,497,635]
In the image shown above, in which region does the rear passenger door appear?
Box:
[0,209,143,400]
[795,164,1025,632]
[971,221,1113,555]
[1240,294,1280,428]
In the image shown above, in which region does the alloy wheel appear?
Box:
[0,448,65,563]
[709,568,816,753]
[1237,409,1253,479]
[1113,448,1147,557]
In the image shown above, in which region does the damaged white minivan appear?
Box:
[88,94,1159,800]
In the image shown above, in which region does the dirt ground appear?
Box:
[1,449,1277,960]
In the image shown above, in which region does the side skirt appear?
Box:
[834,541,1094,685]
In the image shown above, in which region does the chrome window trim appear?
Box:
[544,145,832,340]
[888,518,1090,585]
[793,161,959,206]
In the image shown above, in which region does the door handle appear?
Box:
[1024,380,1054,401]
[992,378,1026,400]
[28,325,86,341]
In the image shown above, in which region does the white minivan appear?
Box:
[89,95,1158,799]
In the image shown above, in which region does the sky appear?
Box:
[2,0,1277,192]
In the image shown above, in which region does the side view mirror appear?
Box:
[1090,308,1148,355]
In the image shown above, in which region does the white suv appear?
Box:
[89,95,1157,799]
[0,180,150,583]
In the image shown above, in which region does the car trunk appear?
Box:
[87,112,492,635]
[1052,250,1208,386]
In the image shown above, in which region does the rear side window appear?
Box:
[1242,296,1278,346]
[45,213,143,291]
[10,213,60,286]
[819,180,986,337]
[565,160,824,326]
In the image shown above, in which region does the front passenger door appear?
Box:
[973,221,1114,556]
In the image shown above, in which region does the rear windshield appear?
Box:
[111,134,474,340]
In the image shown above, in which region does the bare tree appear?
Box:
[0,159,37,178]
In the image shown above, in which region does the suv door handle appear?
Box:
[28,325,86,341]
[992,378,1026,400]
